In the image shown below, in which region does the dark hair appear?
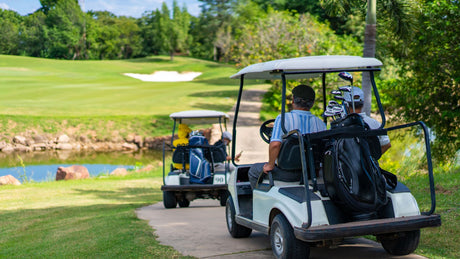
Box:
[293,96,314,109]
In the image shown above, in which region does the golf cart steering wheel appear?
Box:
[259,119,275,144]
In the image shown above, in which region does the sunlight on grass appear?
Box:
[0,169,193,258]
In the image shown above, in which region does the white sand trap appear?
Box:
[124,71,202,82]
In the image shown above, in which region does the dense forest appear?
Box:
[0,0,458,161]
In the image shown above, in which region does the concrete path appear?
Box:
[136,200,426,259]
[136,89,426,258]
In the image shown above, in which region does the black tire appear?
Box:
[178,198,190,208]
[163,191,177,209]
[270,214,310,259]
[220,190,229,206]
[226,196,252,238]
[378,229,420,255]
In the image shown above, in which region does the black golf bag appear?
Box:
[323,114,388,219]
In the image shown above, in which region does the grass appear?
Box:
[0,165,457,258]
[0,55,239,116]
[0,168,194,258]
[0,54,247,141]
[403,167,460,259]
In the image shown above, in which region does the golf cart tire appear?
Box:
[163,191,177,209]
[270,214,310,259]
[226,197,252,238]
[378,229,420,255]
[220,190,229,207]
[178,198,190,208]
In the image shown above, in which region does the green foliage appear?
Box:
[139,1,191,60]
[0,9,22,55]
[86,11,142,59]
[231,11,361,114]
[385,0,460,161]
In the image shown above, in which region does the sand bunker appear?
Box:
[124,71,202,82]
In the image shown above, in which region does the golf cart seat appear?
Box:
[172,145,190,170]
[275,134,325,181]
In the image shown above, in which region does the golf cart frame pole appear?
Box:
[281,73,288,134]
[386,121,436,215]
[370,71,386,128]
[232,75,245,166]
[322,73,327,124]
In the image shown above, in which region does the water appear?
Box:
[2,164,135,182]
[0,150,163,183]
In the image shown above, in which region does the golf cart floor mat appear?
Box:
[238,195,253,219]
[278,186,321,203]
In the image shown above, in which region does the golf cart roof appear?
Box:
[170,110,229,124]
[230,55,383,80]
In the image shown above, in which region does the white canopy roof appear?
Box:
[170,110,229,124]
[230,55,383,80]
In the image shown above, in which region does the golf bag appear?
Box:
[323,114,387,219]
[189,135,212,184]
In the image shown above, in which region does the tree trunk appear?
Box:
[362,0,377,116]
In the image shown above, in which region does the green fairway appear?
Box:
[0,55,239,116]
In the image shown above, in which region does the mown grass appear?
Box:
[0,55,239,116]
[0,55,246,141]
[0,168,193,258]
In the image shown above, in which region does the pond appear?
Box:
[0,150,163,183]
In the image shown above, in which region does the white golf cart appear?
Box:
[225,56,441,258]
[161,110,232,208]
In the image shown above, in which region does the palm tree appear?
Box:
[322,0,414,115]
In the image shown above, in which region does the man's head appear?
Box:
[344,86,364,110]
[222,131,232,144]
[292,84,315,110]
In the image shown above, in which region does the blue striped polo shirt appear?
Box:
[271,110,326,142]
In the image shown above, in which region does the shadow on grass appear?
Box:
[191,102,235,112]
[188,90,239,98]
[126,57,171,63]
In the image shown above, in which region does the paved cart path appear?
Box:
[136,89,426,258]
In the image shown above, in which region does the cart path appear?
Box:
[226,88,269,164]
[136,89,427,258]
[136,200,427,259]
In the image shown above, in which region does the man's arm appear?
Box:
[263,141,281,173]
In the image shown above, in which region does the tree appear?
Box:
[191,0,237,60]
[322,0,415,115]
[387,0,460,161]
[86,11,142,59]
[42,0,85,59]
[19,11,47,57]
[0,9,22,55]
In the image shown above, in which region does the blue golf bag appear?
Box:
[189,135,212,184]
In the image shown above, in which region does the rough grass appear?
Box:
[0,169,193,258]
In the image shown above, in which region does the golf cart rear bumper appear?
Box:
[161,184,227,192]
[295,214,441,242]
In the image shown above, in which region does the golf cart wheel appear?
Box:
[378,229,420,255]
[163,191,177,209]
[226,196,252,238]
[270,214,310,259]
[178,198,190,208]
[219,190,229,207]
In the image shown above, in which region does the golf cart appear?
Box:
[225,56,441,258]
[161,110,232,208]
